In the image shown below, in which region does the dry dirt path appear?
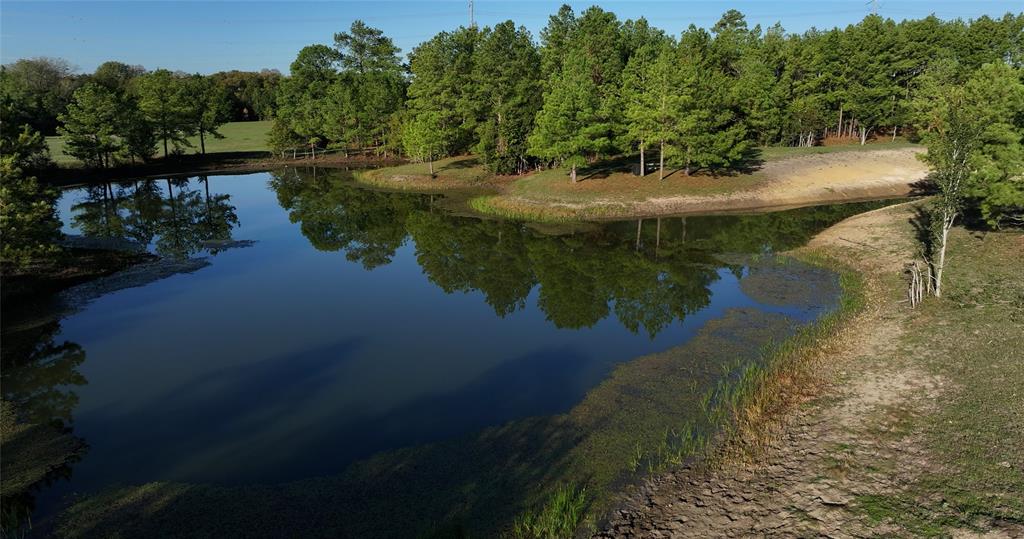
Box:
[642,148,929,216]
[596,203,1020,538]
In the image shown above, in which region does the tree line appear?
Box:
[0,59,280,166]
[271,7,1022,180]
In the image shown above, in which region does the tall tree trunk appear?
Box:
[163,137,168,158]
[635,219,642,251]
[837,105,843,138]
[859,127,868,146]
[429,157,434,176]
[200,130,206,155]
[640,145,645,177]
[655,217,661,255]
[892,126,897,142]
[570,164,577,184]
[659,141,665,181]
[933,211,955,298]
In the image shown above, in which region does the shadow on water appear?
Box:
[1,321,88,538]
[4,168,898,537]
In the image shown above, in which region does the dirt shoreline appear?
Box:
[511,149,929,220]
[359,148,931,221]
[597,202,1024,537]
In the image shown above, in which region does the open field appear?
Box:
[358,141,928,221]
[46,120,272,166]
[601,202,1024,537]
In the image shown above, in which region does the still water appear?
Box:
[3,169,884,537]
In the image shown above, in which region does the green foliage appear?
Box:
[915,61,1024,228]
[0,57,78,135]
[135,69,192,157]
[402,110,450,172]
[180,74,232,154]
[512,485,588,539]
[528,49,608,182]
[0,124,62,266]
[334,20,403,74]
[676,25,751,173]
[406,27,480,157]
[57,83,124,168]
[472,21,543,174]
[209,69,281,121]
[59,81,156,166]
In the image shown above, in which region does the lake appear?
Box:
[2,169,886,537]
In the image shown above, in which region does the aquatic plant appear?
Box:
[511,485,588,539]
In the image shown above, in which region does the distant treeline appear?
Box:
[0,60,279,166]
[1,6,1021,174]
[270,7,1022,177]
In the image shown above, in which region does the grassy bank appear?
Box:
[849,226,1024,533]
[46,120,272,167]
[358,141,924,222]
[601,202,1024,537]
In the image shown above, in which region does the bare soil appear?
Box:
[597,202,1024,538]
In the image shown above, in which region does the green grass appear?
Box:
[362,140,923,222]
[849,227,1024,533]
[512,485,589,539]
[46,120,272,166]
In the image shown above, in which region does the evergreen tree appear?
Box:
[406,27,480,158]
[334,20,403,74]
[622,41,680,179]
[677,27,750,174]
[528,49,608,184]
[472,21,543,174]
[0,120,61,266]
[58,83,123,168]
[135,69,190,157]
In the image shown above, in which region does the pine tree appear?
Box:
[0,120,61,266]
[622,41,680,179]
[528,49,607,184]
[472,21,543,174]
[58,83,123,168]
[135,69,190,157]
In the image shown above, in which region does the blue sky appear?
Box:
[1,1,1017,74]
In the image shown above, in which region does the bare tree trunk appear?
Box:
[892,125,897,142]
[429,157,434,176]
[570,164,577,184]
[859,127,868,146]
[655,217,661,255]
[200,130,206,155]
[659,139,667,181]
[163,137,169,158]
[635,219,642,251]
[837,105,843,138]
[640,145,645,177]
[933,211,955,298]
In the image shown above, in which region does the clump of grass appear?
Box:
[468,195,624,223]
[511,485,588,539]
[720,257,866,462]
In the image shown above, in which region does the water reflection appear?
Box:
[271,168,871,338]
[0,321,87,537]
[67,177,239,259]
[9,169,893,538]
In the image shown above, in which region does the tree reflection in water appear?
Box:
[1,321,88,537]
[69,176,240,260]
[271,168,878,339]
